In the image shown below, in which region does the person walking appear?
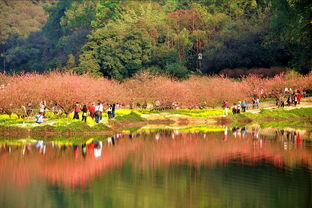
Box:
[95,102,103,123]
[237,101,241,113]
[81,105,88,122]
[241,100,247,112]
[39,101,46,116]
[53,103,59,115]
[112,104,116,118]
[281,97,286,107]
[107,105,112,119]
[223,101,229,116]
[293,93,298,107]
[98,102,103,120]
[297,91,302,104]
[89,103,95,119]
[232,103,237,114]
[286,95,291,106]
[252,98,257,109]
[256,98,260,109]
[73,102,80,119]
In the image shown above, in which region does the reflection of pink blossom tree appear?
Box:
[1,133,312,188]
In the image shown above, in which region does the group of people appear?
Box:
[232,100,248,114]
[34,101,119,124]
[223,99,259,115]
[277,88,303,107]
[73,102,118,123]
[222,87,305,116]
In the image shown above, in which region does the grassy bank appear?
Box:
[0,111,147,137]
[1,107,312,137]
[229,108,312,129]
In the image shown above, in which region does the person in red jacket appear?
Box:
[73,102,80,119]
[297,91,302,104]
[299,87,303,96]
[88,103,96,119]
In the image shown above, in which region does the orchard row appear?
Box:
[0,72,311,116]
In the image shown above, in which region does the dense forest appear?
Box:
[0,0,311,79]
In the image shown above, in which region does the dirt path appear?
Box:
[247,100,312,114]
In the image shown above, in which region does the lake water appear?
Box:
[0,128,311,208]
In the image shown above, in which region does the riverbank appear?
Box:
[1,101,312,138]
[228,107,312,128]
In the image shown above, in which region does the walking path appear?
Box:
[247,100,312,114]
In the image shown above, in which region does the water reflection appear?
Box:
[0,129,311,208]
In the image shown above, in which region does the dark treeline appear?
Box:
[0,0,311,79]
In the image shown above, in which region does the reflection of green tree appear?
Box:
[45,162,311,208]
[1,180,53,208]
[48,185,94,208]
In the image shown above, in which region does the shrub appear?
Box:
[165,62,189,79]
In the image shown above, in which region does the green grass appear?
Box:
[256,108,312,118]
[138,108,225,118]
[54,122,111,132]
[166,109,225,117]
[0,120,111,133]
[0,118,33,126]
[1,108,312,133]
[259,98,275,102]
[115,109,138,116]
[123,126,143,134]
[31,125,56,132]
[30,122,111,133]
[229,107,312,129]
[0,125,29,134]
[0,110,140,133]
[112,111,145,123]
[258,120,312,129]
[55,121,91,132]
[230,107,312,120]
[91,123,111,131]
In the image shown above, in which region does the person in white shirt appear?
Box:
[35,112,44,124]
[95,102,103,123]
